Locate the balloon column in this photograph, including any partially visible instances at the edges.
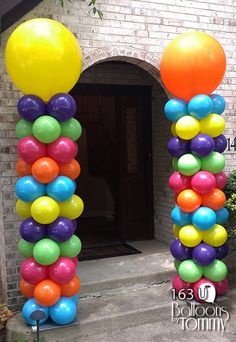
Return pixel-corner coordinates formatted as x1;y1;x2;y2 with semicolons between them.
5;19;83;325
160;32;229;301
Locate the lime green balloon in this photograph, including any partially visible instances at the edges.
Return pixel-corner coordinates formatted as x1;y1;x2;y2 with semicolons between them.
60;118;82;141
178;259;203;283
172;158;179;171
201;152;225;174
33;115;61;143
177;153;201;176
33;238;60;265
18;239;35;258
203;259;227;282
16;119;33;139
59;234;82;258
174;259;181;271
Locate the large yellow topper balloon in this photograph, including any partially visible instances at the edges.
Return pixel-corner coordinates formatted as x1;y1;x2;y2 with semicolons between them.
5;18;82;101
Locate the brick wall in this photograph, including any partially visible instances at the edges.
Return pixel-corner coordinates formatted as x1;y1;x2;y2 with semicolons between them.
0;0;236;309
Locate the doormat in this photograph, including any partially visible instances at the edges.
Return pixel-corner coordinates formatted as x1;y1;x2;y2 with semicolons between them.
78;243;142;261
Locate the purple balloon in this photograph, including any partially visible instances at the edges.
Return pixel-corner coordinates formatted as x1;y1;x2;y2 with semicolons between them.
47;217;75;242
47;93;77;122
167;137;190;158
215;244;229;259
170;239;192;260
20;218;46;243
71;219;77;233
214;135;227;153
192;243;216;266
17;95;46;122
190;134;215;157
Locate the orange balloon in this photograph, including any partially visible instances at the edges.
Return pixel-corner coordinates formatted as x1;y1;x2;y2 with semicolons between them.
32;157;59;183
16;159;32;176
60;276;80;297
20;279;35;298
59;159;81;180
177;189;202;213
160;32;226;101
201;188;226;211
34;279;61;306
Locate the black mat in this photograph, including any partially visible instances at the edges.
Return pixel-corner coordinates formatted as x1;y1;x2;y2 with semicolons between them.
78;243;142;261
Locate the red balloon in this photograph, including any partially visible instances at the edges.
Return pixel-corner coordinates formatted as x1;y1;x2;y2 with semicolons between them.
47;137;77;164
172;274;190;293
48;257;76;284
214;172;227;189
191;171;216;195
20;257;48;285
168;172;191;193
192;278;215;303
17;136;47;164
72;256;79;266
214;278;228;296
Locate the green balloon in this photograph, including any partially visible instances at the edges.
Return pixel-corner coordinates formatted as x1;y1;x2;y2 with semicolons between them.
33;115;61;143
16;119;33;139
18;239;35;258
33;238;60;265
172;158;179;171
60;118;82;141
203;259;227;282
59;235;82;258
177;154;201;176
174;259;181;271
178;259;203;283
201;152;225;174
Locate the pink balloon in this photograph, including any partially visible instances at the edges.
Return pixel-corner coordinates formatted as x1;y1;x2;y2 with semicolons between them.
169;172;191;193
214;172;227;189
172;274;191;293
48;257;76;284
17;137;47;164
20;257;48;285
72;256;79;266
191;171;216;195
214;278;228;296
192;278;215;303
47;137;77;164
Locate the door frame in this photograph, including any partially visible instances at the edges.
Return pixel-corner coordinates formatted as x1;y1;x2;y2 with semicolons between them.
71;83;154;240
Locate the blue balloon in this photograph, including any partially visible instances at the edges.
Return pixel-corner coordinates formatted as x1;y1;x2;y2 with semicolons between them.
210;94;226;114
171;206;192;226
47;176;76;202
16;176;46;202
164;99;188;122
188;94;213;119
215;208;229;225
49;297;77;325
22;298;49;326
192;207;216;231
71;294;80;305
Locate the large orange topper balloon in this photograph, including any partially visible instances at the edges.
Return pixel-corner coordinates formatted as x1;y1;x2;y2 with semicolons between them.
160;32;226;100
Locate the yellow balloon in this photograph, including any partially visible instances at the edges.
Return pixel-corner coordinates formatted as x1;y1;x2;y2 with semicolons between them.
179;225;202;247
200;114;225;137
202;224;227;247
16;199;32;218
5;18;82;101
31;196;60;224
175;116;200;140
173;224;181;238
171;122;177;136
59;194;84;219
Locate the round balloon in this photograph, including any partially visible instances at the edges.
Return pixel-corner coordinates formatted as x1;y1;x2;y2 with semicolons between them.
179;225;202;247
47;176;76;202
175;116;200;140
178;259;203;283
192;207;216;231
16;159;32;177
215;208;229;225
201;188;226;211
192;278;216;303
5;18;82;101
32;157;59;183
203;259;227;282
20;218;46;243
213;134;227;153
172;158;179;171
168;172;191;193
177;189;201;213
172;274;191;293
20;279;35;298
214;172;227;189
174;259;181;271
48;257;76;285
214;278;228;296
192;243;216;266
191;171;216;195
16;119;33;139
171;206;192;226
59;159;81;180
17;95;46;122
201;152;225;174
16;199;32;219
164;99;188;121
20;257;48;284
47;217;75;242
160;31;226;101
34;279;61;306
214;244;229;260
202;224;227;247
167;136;190;158
22;298;49;325
59;194;84;219
171;122;177;136
33;238;60;265
173;224;181;238
60;276;80;297
49;297;77;325
17;136;46;164
31;196;60;224
18;239;35;258
47;93;77;122
177;154;201;176
60;118;82;141
33;116;61;143
59;235;82;258
190;134;215;157
15;176;46;202
188;94;213;119
210;94;226;115
170;239;192;260
47;137;78;164
200;114;225;137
